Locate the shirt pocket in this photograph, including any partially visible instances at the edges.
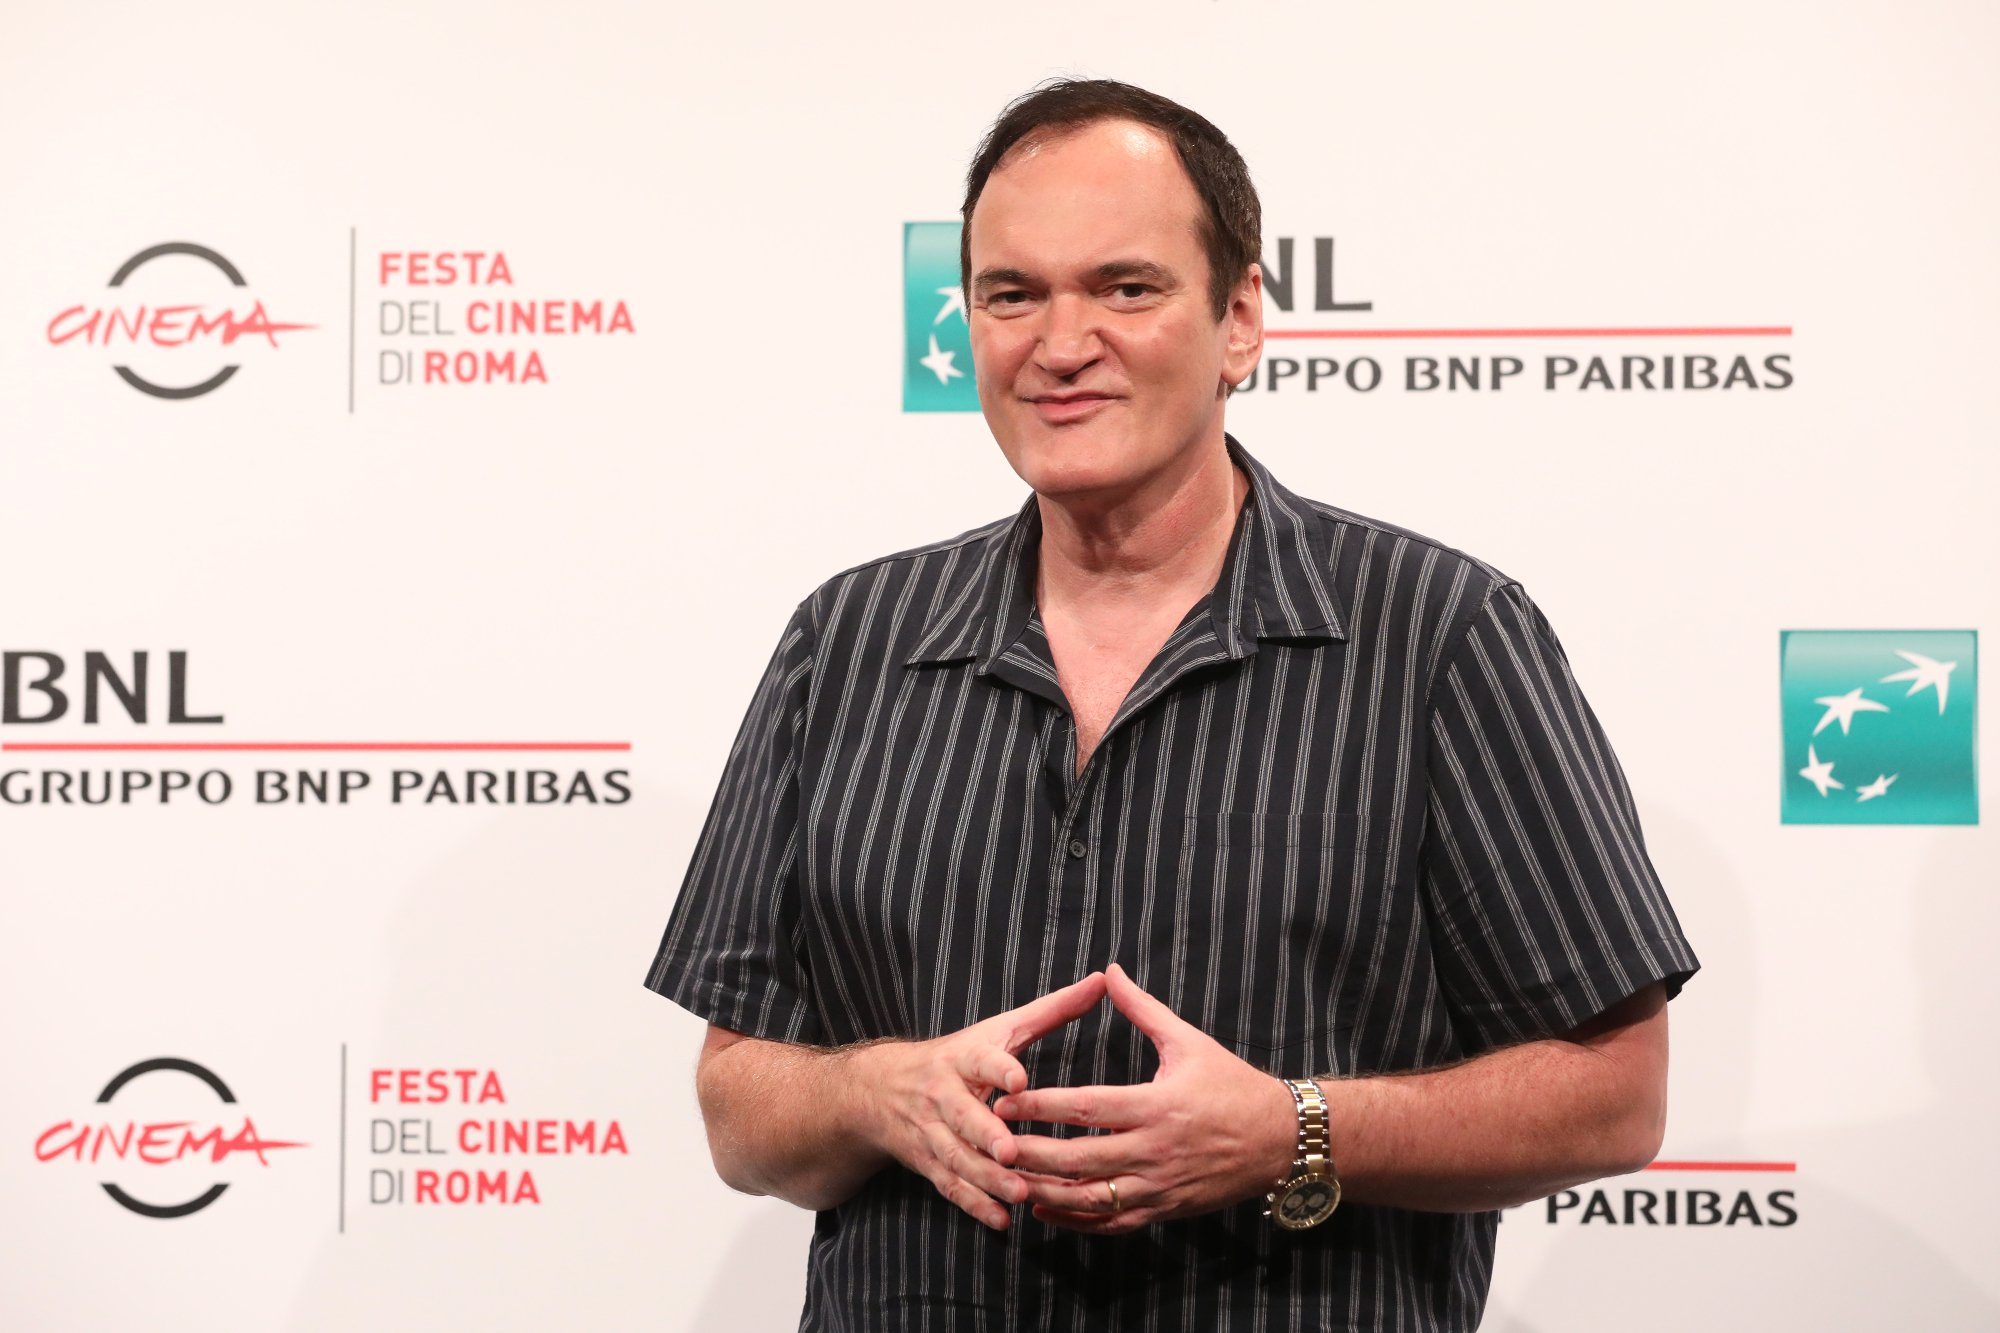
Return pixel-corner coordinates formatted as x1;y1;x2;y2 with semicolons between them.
1160;810;1367;1063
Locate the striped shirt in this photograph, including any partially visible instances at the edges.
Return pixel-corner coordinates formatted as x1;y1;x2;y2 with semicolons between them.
645;434;1699;1332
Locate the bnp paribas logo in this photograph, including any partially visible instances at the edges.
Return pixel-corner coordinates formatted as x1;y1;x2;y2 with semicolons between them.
1780;630;1978;825
903;222;977;412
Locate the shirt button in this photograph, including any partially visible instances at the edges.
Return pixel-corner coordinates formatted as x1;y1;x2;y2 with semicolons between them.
1066;838;1087;859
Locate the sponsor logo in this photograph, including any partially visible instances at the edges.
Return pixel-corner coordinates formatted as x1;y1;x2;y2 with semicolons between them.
1780;630;1978;825
0;649;632;810
359;1064;629;1215
901;221;1793;407
42;240;638;406
33;1058;305;1218
370;247;635;392
29;1052;631;1227
1529;1160;1798;1228
46;242;314;399
903;222;975;412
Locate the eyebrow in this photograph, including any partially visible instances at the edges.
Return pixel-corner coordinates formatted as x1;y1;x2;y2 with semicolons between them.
971;260;1180;294
1091;260;1177;286
971;267;1035;294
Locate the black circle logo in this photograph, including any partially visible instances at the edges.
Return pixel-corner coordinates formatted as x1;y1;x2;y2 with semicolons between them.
96;1056;238;1218
106;242;247;400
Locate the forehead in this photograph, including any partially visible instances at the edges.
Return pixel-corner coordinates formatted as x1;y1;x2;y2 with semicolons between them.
969;118;1206;272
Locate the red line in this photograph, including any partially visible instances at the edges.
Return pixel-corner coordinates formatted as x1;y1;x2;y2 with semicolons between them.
1263;326;1791;340
1644;1161;1796;1173
1;742;631;753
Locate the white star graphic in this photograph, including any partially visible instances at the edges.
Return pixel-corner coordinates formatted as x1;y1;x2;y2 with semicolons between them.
932;285;967;326
1811;686;1890;736
919;333;963;385
1880;650;1955;715
1797;744;1843;797
1856;773;1898;802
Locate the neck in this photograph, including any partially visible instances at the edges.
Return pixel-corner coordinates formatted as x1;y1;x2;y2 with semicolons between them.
1033;438;1250;615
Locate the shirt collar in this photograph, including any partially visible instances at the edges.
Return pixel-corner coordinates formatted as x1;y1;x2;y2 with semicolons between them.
905;434;1347;670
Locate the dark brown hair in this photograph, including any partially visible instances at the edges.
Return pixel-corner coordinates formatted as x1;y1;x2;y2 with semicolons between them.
959;78;1262;321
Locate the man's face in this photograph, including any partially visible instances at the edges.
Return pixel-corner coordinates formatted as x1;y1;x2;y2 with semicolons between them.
966;118;1261;503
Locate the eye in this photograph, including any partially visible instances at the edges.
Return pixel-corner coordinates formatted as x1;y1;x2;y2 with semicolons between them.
1115;284;1151;299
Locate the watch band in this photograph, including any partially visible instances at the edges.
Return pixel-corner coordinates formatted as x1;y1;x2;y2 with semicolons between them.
1284;1077;1330;1183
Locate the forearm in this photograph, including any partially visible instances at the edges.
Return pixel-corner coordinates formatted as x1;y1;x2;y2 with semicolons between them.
1316;1031;1665;1213
696;1034;893;1211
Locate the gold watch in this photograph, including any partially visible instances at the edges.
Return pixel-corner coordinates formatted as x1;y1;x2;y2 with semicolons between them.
1265;1077;1341;1231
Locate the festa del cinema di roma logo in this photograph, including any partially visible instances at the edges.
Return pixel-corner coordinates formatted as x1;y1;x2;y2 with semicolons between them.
362;1067;628;1209
901;220;1792;410
33;1058;305;1218
1780;630;1978;825
43;241;637;400
45;242;313;399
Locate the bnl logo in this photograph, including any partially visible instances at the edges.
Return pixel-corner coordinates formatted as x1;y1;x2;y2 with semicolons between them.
1780;630;1977;825
903;223;975;412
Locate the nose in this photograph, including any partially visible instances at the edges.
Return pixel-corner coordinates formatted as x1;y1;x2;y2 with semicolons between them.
1034;292;1103;380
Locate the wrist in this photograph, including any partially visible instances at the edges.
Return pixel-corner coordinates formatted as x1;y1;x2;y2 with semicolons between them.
829;1038;897;1157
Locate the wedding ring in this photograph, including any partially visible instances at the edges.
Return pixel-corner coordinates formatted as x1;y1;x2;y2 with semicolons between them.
1106;1178;1121;1214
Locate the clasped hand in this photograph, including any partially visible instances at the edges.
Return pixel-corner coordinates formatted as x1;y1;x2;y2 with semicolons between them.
854;963;1294;1234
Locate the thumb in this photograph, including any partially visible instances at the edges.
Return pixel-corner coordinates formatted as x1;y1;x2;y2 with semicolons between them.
1106;963;1191;1059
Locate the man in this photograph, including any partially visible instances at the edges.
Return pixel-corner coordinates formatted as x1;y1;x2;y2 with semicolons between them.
645;79;1698;1331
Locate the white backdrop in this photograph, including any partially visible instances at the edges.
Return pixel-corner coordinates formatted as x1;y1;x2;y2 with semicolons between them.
2;1;1995;1328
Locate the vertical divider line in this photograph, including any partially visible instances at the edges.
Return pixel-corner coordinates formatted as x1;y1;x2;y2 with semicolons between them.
348;227;356;414
339;1042;348;1233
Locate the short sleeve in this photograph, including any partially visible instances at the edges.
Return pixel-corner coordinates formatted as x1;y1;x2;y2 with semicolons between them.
1420;581;1698;1053
642;600;824;1044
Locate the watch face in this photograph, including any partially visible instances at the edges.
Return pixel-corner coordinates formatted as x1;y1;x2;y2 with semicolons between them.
1272;1176;1341;1230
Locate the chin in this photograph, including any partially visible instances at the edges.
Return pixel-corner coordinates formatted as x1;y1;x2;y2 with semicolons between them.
1001;433;1150;500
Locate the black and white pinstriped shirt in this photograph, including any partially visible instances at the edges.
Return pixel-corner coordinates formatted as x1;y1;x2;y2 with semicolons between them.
645;434;1699;1332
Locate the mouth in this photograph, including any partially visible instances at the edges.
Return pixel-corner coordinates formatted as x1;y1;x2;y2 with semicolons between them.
1026;392;1119;425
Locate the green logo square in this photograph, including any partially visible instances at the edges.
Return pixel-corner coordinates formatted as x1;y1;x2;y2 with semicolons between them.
1780;630;1978;825
903;222;978;412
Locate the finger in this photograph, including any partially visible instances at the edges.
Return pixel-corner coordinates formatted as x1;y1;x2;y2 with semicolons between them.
1104;962;1192;1057
915;1151;1011;1231
953;1042;1029;1098
921;1121;1026;1215
993;972;1107;1056
1018;1172;1159;1215
1006;1129;1137;1181
1031;1202;1155;1236
940;1081;1020;1163
991;1083;1150;1130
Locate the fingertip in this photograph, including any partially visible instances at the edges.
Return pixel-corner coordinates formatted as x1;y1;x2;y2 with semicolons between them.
1005;1068;1026;1095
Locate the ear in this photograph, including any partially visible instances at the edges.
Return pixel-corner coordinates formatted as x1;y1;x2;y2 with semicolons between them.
1219;263;1264;392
